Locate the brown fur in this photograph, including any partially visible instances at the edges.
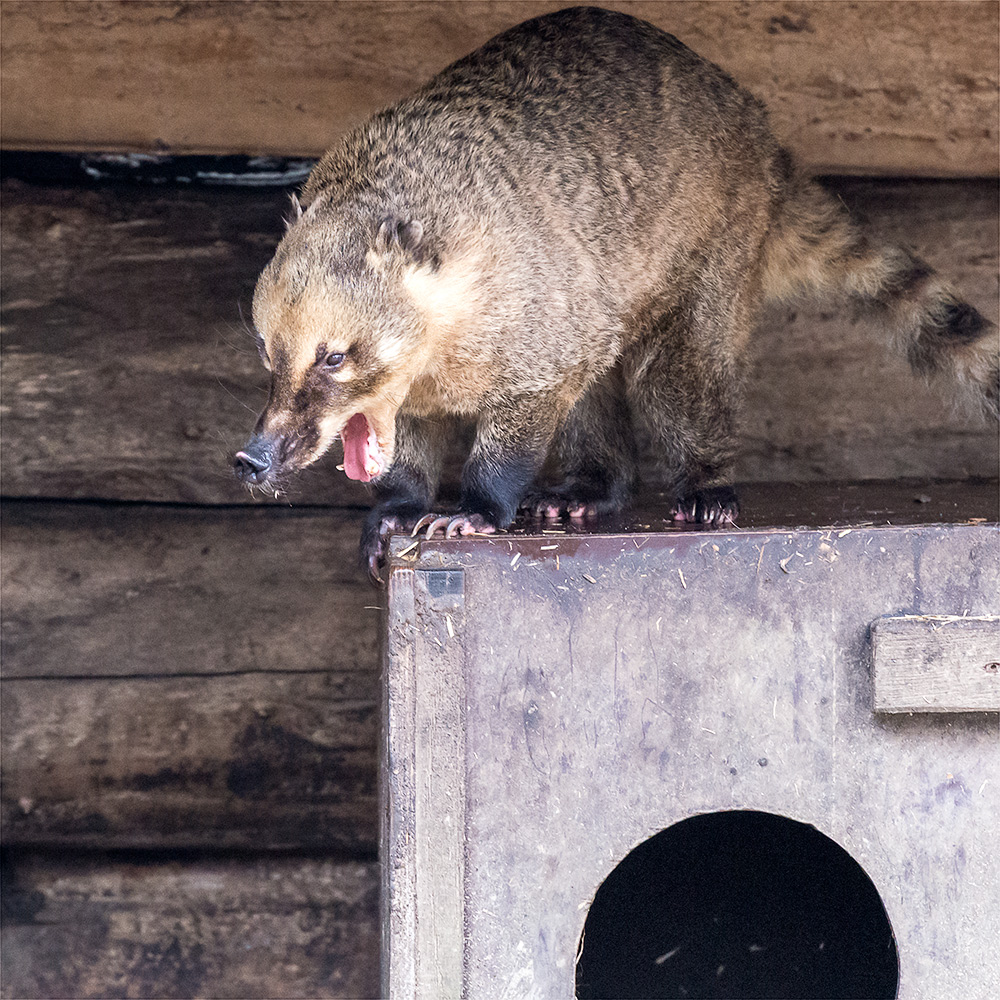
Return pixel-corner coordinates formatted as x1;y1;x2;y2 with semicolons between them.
232;6;998;577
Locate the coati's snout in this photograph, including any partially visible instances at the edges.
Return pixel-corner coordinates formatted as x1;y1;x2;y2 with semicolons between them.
232;419;321;491
233;385;394;491
233;434;274;485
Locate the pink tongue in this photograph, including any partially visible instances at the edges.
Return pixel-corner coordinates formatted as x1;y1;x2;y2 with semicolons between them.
342;413;374;482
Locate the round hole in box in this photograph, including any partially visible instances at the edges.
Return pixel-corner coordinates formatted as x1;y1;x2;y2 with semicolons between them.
576;810;898;999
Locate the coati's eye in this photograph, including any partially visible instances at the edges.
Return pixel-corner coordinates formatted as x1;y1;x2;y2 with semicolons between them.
323;352;346;370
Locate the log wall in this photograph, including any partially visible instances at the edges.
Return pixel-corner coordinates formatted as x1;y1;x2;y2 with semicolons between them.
2;177;996;505
2;853;380;999
1;1;997;176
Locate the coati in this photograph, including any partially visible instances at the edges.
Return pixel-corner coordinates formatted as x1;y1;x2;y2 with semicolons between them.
233;5;998;579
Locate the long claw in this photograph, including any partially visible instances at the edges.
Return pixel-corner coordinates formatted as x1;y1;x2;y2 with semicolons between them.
411;514;437;537
424;516;453;539
445;515;484;539
670;487;739;527
409;512;498;540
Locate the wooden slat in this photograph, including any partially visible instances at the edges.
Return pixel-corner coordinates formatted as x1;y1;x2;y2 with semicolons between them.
0;503;376;679
872;615;1000;713
1;503;380;851
0;179;356;505
0;1;996;177
1;669;377;851
2;177;996;504
0;852;378;999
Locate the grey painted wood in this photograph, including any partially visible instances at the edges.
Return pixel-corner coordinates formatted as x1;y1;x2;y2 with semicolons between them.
872;615;1000;712
1;178;997;505
383;516;1000;998
0;853;379;999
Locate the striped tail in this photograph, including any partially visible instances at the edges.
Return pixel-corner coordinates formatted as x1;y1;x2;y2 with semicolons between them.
762;174;999;421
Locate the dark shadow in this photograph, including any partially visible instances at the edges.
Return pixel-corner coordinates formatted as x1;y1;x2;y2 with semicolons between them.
576;810;898;999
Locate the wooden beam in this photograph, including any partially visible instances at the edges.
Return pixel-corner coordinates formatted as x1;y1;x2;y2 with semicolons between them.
872;615;1000;713
1;2;996;177
1;503;377;679
1;503;380;851
1;852;378;999
1;670;377;852
2;177;996;505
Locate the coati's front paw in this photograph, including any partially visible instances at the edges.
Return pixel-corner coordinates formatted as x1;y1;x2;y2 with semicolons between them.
671;486;740;527
411;512;498;540
362;512;424;584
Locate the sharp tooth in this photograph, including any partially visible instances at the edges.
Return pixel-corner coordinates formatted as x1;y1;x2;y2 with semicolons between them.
366;460;381;476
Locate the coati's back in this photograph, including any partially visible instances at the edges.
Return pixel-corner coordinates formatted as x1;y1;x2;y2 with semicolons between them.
301;5;782;334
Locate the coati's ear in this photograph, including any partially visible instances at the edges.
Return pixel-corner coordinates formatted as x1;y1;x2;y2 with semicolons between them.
375;218;437;268
283;193;304;231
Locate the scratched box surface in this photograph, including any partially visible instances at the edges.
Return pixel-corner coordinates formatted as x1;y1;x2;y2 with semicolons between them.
381;481;999;1000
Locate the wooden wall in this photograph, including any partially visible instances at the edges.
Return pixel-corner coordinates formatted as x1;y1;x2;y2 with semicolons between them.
2;1;998;176
1;2;998;997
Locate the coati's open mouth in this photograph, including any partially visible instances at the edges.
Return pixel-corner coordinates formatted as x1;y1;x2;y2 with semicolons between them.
340;412;385;482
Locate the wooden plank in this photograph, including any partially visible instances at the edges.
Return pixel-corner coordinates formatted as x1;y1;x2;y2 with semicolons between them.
0;1;996;177
0;179;359;506
872;615;1000;713
1;502;380;850
1;669;377;851
2;176;996;503
0;852;379;999
0;502;377;679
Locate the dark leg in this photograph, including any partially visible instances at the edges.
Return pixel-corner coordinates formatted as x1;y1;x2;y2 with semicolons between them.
623;301;746;526
413;392;566;539
521;364;638;520
361;413;448;580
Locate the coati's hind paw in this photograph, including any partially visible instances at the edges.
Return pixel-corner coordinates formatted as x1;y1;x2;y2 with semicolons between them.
522;495;600;521
411;512;498;540
520;486;629;522
671;486;740;527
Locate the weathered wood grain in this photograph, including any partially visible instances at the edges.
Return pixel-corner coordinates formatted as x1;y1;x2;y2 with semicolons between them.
1;503;380;850
1;1;996;177
741;179;1000;483
0;852;379;999
0;179;357;505
1;669;377;851
0;502;377;679
2;177;996;502
872;615;1000;713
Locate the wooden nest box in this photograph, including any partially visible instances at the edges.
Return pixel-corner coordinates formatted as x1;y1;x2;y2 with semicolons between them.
381;481;999;1000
